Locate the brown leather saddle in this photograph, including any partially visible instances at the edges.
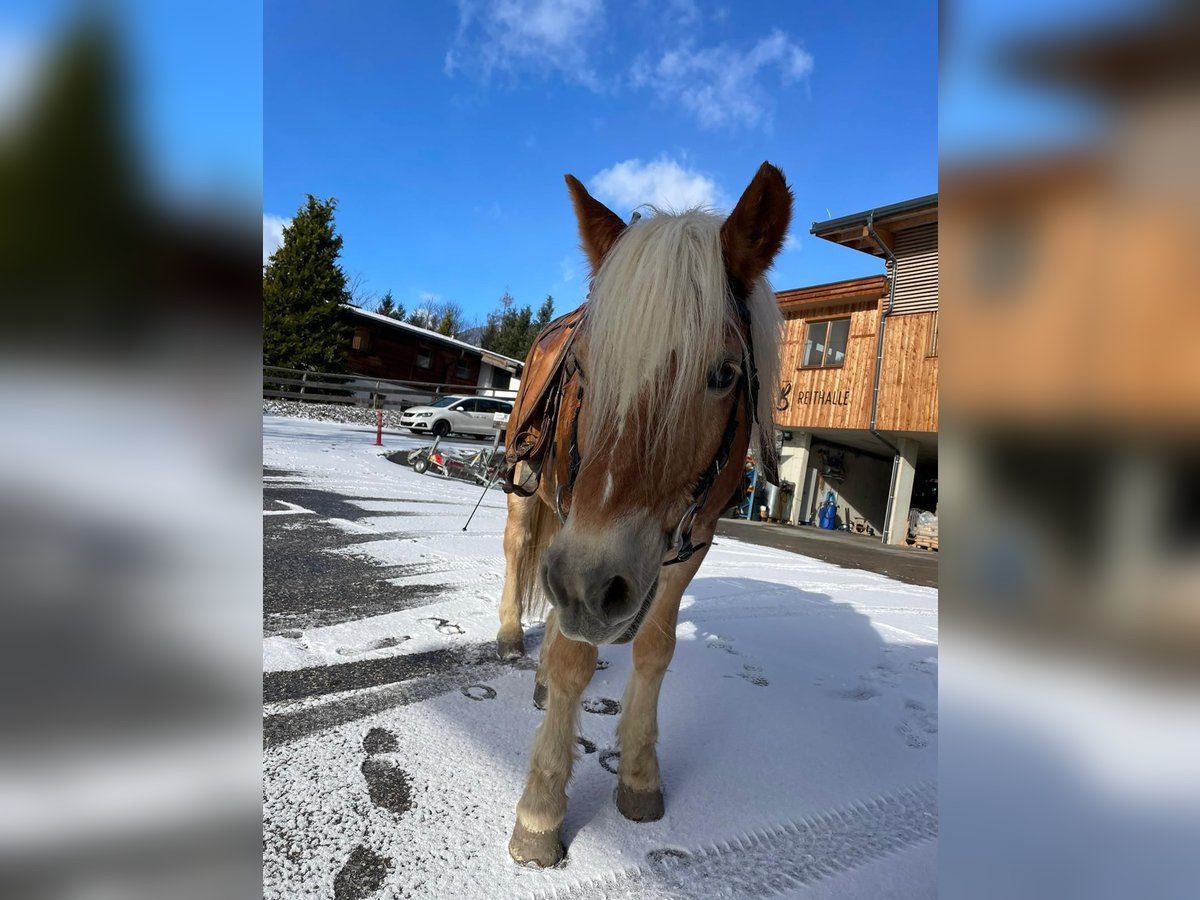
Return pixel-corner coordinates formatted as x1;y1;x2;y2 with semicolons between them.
502;303;586;496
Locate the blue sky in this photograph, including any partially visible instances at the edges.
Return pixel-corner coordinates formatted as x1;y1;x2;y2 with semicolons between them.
265;1;937;325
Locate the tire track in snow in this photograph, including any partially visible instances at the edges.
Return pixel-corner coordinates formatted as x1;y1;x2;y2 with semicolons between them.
534;782;937;900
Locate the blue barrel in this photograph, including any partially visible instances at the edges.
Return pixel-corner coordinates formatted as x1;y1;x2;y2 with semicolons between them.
818;503;837;530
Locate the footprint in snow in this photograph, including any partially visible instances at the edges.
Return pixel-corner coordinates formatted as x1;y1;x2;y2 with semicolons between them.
599;749;620;774
333;846;390;900
829;685;879;702
360;727;412;813
461;684;497;701
724;664;768;687
424;617;465;635
898;699;938;749
706;637;740;655
647;848;691;866
582;697;621;716
911;657;938;678
336;635;410;657
738;665;769;687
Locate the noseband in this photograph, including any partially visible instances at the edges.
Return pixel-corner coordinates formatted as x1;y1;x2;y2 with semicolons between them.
550;296;762;567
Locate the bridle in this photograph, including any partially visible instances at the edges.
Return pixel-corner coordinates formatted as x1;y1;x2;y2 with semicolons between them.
552;295;762;567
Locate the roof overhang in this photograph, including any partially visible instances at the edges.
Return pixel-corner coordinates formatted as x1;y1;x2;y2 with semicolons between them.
481;351;521;373
810;194;938;257
776;275;889;313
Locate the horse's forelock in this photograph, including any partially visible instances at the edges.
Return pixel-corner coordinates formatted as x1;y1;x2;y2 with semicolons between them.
580;209;781;466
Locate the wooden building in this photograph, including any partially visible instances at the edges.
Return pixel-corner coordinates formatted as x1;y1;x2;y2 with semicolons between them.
773;194;939;545
340;304;523;398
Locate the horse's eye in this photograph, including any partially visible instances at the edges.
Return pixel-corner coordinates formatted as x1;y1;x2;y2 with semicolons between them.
707;361;738;391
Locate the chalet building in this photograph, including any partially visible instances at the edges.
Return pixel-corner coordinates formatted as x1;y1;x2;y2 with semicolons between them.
774;194;938;545
340;304;523;396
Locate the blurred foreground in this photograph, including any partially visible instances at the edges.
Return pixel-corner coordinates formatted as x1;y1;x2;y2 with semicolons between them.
942;1;1200;897
0;6;261;899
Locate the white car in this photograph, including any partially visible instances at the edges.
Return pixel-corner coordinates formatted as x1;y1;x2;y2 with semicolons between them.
400;395;514;438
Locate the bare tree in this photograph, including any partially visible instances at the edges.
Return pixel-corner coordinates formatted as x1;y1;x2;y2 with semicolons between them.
346;271;379;309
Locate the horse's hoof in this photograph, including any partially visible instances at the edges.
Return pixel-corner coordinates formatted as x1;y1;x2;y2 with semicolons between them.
497;636;525;660
508;821;565;869
616;783;665;822
532;681;547;710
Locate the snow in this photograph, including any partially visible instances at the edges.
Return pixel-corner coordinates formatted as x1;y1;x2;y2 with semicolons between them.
263;415;938;899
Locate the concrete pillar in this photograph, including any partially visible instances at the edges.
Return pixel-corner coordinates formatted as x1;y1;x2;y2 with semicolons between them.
884;437;919;545
777;431;811;525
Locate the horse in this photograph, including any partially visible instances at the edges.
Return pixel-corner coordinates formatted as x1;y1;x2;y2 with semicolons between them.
496;162;792;868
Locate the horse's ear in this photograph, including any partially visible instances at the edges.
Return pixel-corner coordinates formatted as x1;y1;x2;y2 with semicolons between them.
721;162;793;290
565;174;627;274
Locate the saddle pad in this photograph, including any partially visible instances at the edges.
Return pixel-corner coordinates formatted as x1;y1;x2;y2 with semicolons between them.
502;303;585;493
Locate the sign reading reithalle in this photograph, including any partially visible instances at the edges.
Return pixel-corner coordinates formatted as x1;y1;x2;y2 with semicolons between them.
795;389;851;406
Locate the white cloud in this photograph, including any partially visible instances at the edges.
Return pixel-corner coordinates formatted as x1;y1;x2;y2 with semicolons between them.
445;0;606;88
590;157;725;214
783;233;801;253
262;214;289;266
632;29;813;130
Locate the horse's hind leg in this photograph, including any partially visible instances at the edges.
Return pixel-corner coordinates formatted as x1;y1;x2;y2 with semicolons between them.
497;491;538;659
615;550;705;822
509;630;597;868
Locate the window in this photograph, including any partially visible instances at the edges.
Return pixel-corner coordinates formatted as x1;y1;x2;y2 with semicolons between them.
455;360;469;379
352;327;371;351
455;399;480;412
416;348;431;369
801;318;850;368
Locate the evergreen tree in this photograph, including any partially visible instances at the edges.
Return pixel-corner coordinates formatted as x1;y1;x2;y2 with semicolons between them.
533;295;555;333
436;310;454;335
263;195;352;371
376;291;406;321
479;292;553;360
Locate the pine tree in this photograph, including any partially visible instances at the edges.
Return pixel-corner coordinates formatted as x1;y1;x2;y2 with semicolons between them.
534;295;555;332
376;290;406;321
263;195;352;371
479;292;551;360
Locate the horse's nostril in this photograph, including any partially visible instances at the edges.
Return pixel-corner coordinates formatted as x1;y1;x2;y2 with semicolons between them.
600;576;629;621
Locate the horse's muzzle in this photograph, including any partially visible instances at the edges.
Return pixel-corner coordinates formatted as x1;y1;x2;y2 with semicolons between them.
540;523;661;645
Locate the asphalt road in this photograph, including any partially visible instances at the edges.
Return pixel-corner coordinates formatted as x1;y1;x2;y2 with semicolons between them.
263;466;935;748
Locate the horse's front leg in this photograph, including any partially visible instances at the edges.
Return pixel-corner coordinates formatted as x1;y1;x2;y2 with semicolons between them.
615;548;706;822
509;629;597;867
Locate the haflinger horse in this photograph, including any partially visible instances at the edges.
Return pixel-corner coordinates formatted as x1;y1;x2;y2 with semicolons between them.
496;162;791;868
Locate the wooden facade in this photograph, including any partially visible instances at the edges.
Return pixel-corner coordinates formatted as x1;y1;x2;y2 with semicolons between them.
775;272;938;436
875;310;939;433
340;306;520;390
777;278;885;431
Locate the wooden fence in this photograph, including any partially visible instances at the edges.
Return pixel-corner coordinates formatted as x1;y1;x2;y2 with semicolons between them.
263;365;518;410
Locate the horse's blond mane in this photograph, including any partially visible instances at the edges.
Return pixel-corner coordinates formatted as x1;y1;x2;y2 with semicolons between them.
581;208;782;463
